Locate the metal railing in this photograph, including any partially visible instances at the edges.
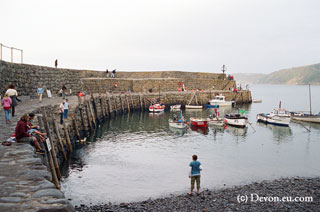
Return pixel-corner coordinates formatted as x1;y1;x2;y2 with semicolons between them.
0;43;23;63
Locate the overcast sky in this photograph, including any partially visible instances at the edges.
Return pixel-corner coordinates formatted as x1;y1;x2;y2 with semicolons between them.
1;0;319;73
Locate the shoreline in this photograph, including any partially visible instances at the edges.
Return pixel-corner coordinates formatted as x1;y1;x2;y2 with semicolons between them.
75;177;319;212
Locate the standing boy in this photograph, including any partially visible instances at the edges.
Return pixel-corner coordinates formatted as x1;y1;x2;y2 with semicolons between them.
64;99;69;119
188;155;202;195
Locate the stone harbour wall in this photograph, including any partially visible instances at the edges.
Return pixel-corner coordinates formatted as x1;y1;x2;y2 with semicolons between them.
81;78;236;94
0;60;227;97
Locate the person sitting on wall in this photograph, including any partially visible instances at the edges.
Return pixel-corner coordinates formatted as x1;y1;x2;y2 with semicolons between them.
28;113;47;142
15;114;45;154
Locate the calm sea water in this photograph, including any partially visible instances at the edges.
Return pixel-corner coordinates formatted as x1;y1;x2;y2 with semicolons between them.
61;84;320;205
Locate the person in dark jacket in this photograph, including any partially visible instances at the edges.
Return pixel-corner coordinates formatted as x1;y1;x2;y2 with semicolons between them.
15;114;45;154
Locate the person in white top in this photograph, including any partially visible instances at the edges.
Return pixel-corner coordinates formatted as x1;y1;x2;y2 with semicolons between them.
5;84;20;117
64;99;69;119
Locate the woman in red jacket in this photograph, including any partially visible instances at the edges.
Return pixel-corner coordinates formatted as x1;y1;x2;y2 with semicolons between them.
15;114;45;154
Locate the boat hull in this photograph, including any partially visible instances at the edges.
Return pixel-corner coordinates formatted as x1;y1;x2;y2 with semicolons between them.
257;113;291;126
190;118;208;128
209;101;232;107
207;118;224;126
292;115;320;123
186;105;203;109
149;104;165;113
170;105;181;110
224;114;247;128
169;121;187;129
204;104;219;108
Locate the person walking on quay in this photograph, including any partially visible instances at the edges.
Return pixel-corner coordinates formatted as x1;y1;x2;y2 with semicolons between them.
188;155;202;195
1;94;12;124
55;59;58;68
111;69;116;78
106;69;109;78
5;84;20;117
60;84;67;99
59;100;65;124
37;85;44;103
64;98;69;119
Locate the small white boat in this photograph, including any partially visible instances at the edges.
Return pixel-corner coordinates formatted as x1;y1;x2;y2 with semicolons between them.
291;112;320;123
168;120;187;129
186;92;202;109
224;113;248;128
170;105;181;110
209;95;233;107
149;104;165;113
186;105;203;109
291;85;320;124
207;115;224;127
257;108;291;127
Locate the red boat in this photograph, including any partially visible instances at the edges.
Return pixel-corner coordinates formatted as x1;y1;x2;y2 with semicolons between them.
190;117;208;128
149;104;165;113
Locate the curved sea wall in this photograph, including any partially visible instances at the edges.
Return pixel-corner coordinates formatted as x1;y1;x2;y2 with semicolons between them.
0;60;233;96
0;60;251;211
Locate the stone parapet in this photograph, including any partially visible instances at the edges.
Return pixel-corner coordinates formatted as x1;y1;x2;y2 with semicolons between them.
0;60;227;97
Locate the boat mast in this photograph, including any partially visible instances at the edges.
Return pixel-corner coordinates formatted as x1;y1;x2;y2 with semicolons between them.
309;83;312;115
158;84;161;102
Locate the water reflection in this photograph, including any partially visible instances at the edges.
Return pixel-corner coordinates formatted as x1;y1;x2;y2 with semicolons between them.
61;85;320;205
168;126;187;136
190;125;209;135
225;126;248;137
256;122;292;142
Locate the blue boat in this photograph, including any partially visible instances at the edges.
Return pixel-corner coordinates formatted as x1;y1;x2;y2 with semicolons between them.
204;104;219;108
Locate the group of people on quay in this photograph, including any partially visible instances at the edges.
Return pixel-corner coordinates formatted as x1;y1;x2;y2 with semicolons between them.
1;84;69;154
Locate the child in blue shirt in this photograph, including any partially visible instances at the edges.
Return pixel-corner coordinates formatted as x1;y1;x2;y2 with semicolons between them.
189;155;202;195
37;86;44;103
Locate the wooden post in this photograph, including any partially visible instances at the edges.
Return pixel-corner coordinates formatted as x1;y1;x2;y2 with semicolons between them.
84;100;93;130
119;94;125;114
99;97;105;118
112;94;118;115
52;115;67;161
106;98;111;117
88;99;96;128
37;115;44;130
103;95;109;117
41;107;62;180
62;122;73;153
125;94;130;113
107;95;112;116
91;95;99;121
79;107;88;134
139;94;143;111
143;95;147;110
71;114;81;141
129;92;134;111
38;115;60;189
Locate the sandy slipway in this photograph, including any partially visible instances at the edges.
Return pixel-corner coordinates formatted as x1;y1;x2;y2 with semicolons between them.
75;177;319;212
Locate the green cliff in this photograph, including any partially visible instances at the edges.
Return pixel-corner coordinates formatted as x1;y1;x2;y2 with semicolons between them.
259;63;320;85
